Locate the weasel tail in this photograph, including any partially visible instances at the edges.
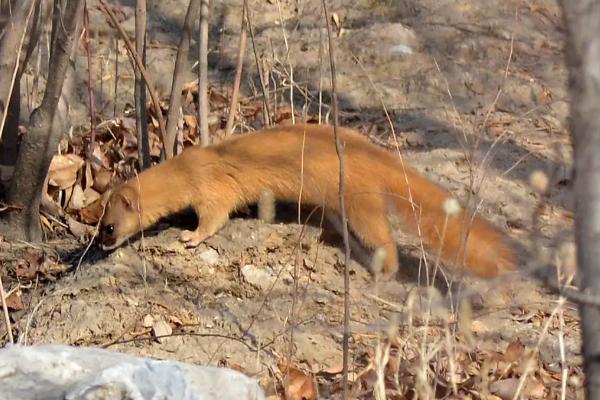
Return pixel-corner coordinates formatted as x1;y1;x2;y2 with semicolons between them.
99;124;516;277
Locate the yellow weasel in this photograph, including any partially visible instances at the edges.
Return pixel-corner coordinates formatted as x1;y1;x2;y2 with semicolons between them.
99;124;516;277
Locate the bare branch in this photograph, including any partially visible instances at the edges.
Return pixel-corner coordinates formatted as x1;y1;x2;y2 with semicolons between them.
197;0;209;146
98;0;169;158
224;0;247;136
321;0;351;397
165;0;200;155
135;0;150;168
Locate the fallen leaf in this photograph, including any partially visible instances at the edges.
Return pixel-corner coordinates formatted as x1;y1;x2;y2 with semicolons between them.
69;184;86;210
504;339;525;363
79;197;105;224
5;291;24;311
48;154;84;190
166;314;183;326
279;359;317;400
92;168;113;193
15;249;45;280
183;114;197;129
331;12;340;30
83;187;101;206
142;314;155;328
152;319;172;343
67;216;93;239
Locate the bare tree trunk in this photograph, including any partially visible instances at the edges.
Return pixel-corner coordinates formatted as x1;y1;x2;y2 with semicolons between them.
197;0;209;146
560;0;600;397
165;0;200;156
2;0;84;242
0;0;37;169
135;0;150;169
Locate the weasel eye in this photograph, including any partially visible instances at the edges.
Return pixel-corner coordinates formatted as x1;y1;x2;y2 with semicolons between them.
104;224;115;235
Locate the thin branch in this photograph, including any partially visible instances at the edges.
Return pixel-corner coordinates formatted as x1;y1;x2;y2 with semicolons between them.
321;0;351;397
0;274;13;343
245;2;271;127
83;4;97;156
198;0;210;146
98;0;169;158
224;0;247;135
165;0;200;155
113;38;118;118
135;0;150;168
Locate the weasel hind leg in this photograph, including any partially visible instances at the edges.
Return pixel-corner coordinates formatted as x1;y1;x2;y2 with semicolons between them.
346;200;399;275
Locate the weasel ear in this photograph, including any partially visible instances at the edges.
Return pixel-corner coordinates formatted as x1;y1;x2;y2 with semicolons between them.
115;192;134;210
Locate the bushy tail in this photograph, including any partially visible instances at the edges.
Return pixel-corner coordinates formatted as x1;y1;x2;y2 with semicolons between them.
387;168;516;277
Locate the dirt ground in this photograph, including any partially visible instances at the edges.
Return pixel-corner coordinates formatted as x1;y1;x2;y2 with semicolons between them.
1;0;582;398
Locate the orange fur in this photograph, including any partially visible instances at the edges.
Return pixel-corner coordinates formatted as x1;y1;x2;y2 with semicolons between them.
99;124;516;277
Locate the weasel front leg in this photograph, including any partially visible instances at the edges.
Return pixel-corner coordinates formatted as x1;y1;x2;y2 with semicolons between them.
179;205;231;247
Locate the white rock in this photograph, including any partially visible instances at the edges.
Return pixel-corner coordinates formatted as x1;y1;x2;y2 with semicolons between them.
241;264;275;291
199;248;220;266
0;344;265;400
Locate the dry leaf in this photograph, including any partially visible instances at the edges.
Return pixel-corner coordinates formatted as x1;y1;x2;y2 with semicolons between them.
523;376;546;398
142;314;155;328
16;249;45;280
79;197;105;224
69;184;86;210
489;376;546;400
48;154;84;189
279;360;317;400
152;319;172;343
166;314;183;326
68;216;93;239
504;339;525;363
5;291;24;311
93;168;113;193
183;114;197;129
331;12;340;30
83;187;101;206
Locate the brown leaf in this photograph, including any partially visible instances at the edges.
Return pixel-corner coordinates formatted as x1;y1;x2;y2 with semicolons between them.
489;376;546;400
79;196;105;224
5;291;24;311
48;154;84;190
183;114;197;129
489;378;520;400
183;79;198;93
92;168;113;193
279;360;317;400
523;376;546;398
504;339;525;363
16;249;45;280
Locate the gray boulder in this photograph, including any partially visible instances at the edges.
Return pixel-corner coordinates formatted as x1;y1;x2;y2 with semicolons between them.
0;344;265;400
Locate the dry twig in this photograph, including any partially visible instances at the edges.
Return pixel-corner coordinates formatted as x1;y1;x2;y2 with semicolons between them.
321;0;352;396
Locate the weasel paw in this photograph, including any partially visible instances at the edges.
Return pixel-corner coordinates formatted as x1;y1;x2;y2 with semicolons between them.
179;230;205;247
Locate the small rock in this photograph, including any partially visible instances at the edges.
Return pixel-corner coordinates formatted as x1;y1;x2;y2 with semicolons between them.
199;248;219;266
388;44;413;55
241;264;275;291
263;232;284;251
403;131;426;147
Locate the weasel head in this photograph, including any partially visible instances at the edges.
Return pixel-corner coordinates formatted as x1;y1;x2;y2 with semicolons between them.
99;185;142;250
